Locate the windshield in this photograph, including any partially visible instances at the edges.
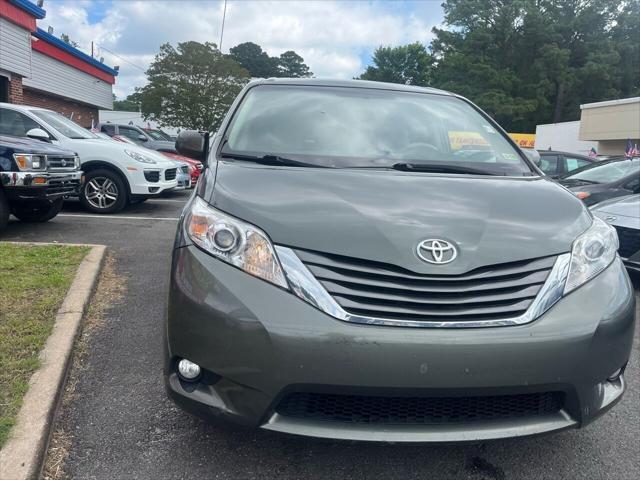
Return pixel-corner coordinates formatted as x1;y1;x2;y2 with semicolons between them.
222;85;533;175
31;110;96;139
563;158;640;183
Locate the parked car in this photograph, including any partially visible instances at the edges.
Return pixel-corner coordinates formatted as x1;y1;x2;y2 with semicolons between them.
173;161;192;190
165;79;635;443
0;134;82;230
99;123;177;153
538;150;598;178
0;103;178;213
559;156;640;206
591;194;640;273
160;151;202;185
143;127;175;142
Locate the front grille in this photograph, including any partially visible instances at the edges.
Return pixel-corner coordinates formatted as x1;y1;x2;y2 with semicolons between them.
180;165;189;174
276;391;564;425
165;168;177;181
144;170;160;182
46;179;80;195
614;226;640;259
46;156;76;171
294;249;556;322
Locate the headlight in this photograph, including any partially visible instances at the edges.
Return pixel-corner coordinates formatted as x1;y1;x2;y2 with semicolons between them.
74;156;81;169
564;217;618;294
186;197;288;289
125;149;157;164
14;154;46;171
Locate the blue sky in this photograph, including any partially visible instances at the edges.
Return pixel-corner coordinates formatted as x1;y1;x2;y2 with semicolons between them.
41;0;445;98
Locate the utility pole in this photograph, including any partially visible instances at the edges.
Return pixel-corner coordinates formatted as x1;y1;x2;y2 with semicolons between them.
219;0;227;52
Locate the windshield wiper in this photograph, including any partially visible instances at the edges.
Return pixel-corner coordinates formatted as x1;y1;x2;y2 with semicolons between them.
390;162;500;176
220;152;328;168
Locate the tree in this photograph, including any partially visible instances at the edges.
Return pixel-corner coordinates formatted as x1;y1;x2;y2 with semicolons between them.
358;43;433;86
136;41;250;131
277;51;312;77
425;0;636;132
229;42;278;77
113;94;140;112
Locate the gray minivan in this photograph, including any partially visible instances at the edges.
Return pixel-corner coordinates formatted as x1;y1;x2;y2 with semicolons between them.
165;79;635;442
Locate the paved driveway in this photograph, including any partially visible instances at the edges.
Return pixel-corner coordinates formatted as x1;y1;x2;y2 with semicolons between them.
2;192;639;480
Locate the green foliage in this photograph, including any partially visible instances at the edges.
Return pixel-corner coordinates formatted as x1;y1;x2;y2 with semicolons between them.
228;42;312;78
277;51;313;77
358;43;433;86
113;94;140;112
359;0;639;132
229;42;279;77
136;41;250;131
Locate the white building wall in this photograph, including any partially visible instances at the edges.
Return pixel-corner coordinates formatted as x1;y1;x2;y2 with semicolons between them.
534;121;597;156
0;18;32;77
23;51;113;109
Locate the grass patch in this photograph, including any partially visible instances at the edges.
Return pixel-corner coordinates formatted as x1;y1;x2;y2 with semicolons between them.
0;243;89;448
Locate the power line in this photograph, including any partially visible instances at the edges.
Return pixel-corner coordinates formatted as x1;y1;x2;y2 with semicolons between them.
219;0;228;51
95;44;147;73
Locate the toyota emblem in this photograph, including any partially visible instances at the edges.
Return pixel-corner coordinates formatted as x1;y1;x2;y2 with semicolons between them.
417;239;458;265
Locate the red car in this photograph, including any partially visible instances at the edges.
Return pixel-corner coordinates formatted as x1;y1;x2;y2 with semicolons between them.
159;151;202;184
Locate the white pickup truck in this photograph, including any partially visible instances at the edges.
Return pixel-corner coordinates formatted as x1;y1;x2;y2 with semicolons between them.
0;103;178;213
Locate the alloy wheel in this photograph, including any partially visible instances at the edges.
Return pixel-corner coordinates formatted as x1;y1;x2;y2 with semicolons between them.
84;176;119;210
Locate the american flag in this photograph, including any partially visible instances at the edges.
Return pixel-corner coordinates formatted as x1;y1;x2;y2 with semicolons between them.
625;139;639;158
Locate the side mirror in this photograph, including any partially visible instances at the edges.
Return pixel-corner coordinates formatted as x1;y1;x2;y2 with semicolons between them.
176;130;208;163
138;134;148;142
26;128;51;142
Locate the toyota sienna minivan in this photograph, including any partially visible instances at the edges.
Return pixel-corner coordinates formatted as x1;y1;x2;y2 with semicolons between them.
165;79;635;442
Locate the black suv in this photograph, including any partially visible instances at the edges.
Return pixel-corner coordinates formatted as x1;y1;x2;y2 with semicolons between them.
0;135;82;230
537;150;598;178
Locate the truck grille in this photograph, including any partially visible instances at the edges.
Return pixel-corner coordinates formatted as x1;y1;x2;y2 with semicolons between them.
46;155;76;171
165;168;177;181
46;178;80;195
613;225;640;259
276;391;564;425
294;249;557;322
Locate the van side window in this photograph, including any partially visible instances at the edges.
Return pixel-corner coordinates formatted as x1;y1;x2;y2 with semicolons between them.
539;155;559;176
101;124;116;135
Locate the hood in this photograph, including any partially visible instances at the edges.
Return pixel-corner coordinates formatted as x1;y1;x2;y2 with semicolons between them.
208;162;591;275
70;138;176;167
0;135;76;156
147;140;177;153
591;194;640;219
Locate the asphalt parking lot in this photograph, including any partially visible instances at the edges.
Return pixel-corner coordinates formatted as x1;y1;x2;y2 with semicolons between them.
2;192;639;480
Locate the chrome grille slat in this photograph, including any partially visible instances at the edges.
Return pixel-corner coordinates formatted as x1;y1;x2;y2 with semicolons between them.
308;265;549;294
46;155;76;171
293;248;556;323
296;249;556;282
323;281;540;305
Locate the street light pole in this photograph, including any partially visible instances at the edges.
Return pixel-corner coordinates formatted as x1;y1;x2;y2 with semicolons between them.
219;0;228;52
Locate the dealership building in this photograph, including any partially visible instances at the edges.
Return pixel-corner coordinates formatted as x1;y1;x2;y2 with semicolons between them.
0;0;117;127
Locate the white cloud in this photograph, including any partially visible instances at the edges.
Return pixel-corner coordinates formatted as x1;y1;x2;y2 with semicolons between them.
41;0;440;99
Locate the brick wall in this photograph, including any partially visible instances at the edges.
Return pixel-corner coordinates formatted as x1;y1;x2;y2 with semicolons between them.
22;88;98;128
8;74;23;103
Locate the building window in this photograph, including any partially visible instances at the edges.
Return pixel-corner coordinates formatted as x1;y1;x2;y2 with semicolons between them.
0;76;8;103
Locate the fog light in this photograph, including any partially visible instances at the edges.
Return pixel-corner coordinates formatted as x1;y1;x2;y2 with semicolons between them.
177;359;201;381
607;368;623;382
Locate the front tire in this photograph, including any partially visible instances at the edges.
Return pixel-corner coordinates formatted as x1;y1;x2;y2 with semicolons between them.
0;188;9;231
12;198;64;223
80;169;128;214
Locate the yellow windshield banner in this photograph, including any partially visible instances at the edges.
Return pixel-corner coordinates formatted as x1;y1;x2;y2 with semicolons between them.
448;131;490;150
509;133;536;149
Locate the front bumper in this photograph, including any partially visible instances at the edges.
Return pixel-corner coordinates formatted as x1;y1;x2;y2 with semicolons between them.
166;246;636;442
1;170;83;201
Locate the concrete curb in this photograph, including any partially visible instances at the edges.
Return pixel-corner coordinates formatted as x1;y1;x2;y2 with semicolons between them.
0;243;107;480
